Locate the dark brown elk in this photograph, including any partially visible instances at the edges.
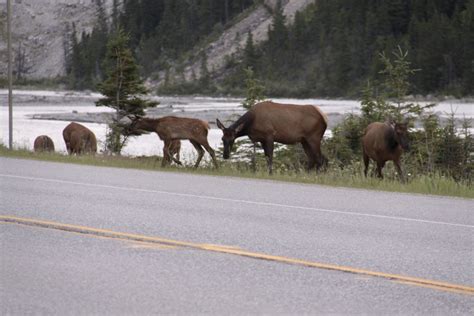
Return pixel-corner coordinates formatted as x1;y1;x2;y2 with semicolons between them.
33;135;55;152
63;122;97;155
217;101;328;174
129;116;218;168
362;121;410;181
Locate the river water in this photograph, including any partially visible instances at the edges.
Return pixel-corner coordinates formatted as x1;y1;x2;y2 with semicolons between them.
1;90;472;163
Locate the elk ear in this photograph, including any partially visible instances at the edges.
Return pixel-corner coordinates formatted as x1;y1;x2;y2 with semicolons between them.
126;114;139;122
216;118;225;130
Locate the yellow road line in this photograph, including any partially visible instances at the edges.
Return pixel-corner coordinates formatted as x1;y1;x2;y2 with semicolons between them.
127;241;177;250
1;215;473;296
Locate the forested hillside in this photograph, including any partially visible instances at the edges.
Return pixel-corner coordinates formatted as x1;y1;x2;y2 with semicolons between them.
68;0;474;97
67;0;255;89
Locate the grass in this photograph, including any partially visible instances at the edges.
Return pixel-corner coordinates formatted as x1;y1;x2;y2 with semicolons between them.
1;145;472;199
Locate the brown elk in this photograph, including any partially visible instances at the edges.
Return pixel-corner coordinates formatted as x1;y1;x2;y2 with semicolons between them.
63;122;97;155
34;135;55;152
217;101;328;174
129;116;218;168
362;121;410;181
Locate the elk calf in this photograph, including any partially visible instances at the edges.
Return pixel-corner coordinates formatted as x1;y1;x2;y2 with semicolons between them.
63;122;97;155
34;135;55;152
130;116;218;168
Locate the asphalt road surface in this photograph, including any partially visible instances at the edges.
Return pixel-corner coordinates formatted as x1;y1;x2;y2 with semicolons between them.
1;157;473;314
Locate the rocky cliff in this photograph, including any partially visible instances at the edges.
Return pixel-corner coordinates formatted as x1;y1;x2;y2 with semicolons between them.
0;0;313;81
0;0;112;79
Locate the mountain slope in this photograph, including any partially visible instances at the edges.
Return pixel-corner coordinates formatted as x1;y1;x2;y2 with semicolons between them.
0;0;112;79
178;0;314;82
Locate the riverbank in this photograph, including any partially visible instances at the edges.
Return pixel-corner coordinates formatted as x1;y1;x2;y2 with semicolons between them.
1;145;472;199
2;89;473;129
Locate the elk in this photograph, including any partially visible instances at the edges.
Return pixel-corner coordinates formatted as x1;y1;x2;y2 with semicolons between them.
129;116;218;168
217;101;328;174
63;122;97;155
362;121;410;181
34;135;55;152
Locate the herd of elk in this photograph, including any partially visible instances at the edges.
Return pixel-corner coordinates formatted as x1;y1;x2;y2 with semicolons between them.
32;101;410;181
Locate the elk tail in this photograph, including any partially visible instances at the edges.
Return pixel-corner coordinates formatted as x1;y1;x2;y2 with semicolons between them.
312;105;328;128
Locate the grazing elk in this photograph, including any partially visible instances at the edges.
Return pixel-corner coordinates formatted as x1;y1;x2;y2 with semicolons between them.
63;122;97;155
129;116;218;168
34;135;55;152
362;121;410;181
217;101;328;174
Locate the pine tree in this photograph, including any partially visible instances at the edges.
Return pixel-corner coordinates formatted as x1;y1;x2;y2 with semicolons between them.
111;0;120;32
266;0;289;60
68;23;85;89
242;67;265;109
243;31;258;70
242;66;266;172
96;29;158;154
199;51;211;91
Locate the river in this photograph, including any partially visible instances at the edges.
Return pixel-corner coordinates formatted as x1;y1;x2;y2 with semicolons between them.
1;89;472;163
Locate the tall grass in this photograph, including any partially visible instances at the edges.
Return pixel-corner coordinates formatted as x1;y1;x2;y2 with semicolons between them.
1;144;472;199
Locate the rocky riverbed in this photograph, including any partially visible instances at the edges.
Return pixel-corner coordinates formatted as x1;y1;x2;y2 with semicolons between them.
16;90;348;128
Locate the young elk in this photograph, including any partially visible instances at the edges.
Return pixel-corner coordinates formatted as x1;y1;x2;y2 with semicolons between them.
362;121;410;181
63;122;97;155
129;116;218;168
34;135;55;152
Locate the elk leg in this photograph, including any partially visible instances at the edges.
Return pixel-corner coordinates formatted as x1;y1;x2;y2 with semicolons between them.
65;142;72;155
305;136;326;171
171;155;182;165
261;140;274;175
175;150;181;164
376;161;385;179
363;151;370;177
167;141;182;165
190;140;205;168
161;142;172;167
313;142;325;170
172;145;182;165
301;140;316;171
394;158;405;183
202;142;218;169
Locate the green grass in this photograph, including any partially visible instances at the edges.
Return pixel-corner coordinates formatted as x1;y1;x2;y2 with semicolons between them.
1;145;472;199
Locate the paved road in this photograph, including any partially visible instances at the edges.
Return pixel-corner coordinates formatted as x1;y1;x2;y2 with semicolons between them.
1;157;473;314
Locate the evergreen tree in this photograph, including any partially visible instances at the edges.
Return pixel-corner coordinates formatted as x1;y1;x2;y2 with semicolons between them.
242;67;265;109
63;23;73;76
241;67;266;172
243;31;258;70
96;29;158;154
265;0;289;76
199;51;212;91
68;0;472;98
68;24;87;89
111;0;120;32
